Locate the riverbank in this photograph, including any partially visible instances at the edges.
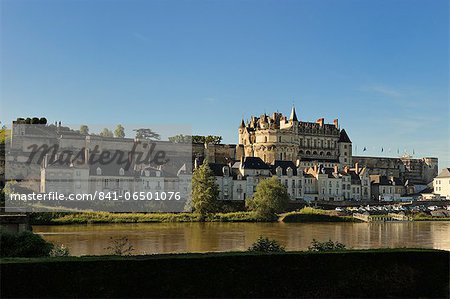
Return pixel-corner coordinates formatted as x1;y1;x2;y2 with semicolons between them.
30;207;357;225
29;208;449;225
1;249;448;298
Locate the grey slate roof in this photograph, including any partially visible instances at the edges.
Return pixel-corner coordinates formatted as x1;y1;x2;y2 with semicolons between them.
241;157;270;170
338;129;351;143
271;160;298;175
436;168;450;178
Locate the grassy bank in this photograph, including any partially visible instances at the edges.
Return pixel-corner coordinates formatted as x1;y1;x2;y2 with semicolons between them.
31;211;262;225
1;249;448;298
29;209;450;225
280;207;359;223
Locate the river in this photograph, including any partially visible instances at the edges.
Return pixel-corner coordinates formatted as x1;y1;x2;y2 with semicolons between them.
33;221;450;256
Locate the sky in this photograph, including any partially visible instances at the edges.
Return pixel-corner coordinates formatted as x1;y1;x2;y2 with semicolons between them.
1;0;449;168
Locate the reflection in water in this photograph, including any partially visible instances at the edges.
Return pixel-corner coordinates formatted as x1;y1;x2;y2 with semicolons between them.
33;222;450;256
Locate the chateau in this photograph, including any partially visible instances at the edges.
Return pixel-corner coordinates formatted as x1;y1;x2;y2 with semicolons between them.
236;106;352;167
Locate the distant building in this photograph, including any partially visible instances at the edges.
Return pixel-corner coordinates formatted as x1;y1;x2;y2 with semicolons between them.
370;175;406;201
434;168;450;199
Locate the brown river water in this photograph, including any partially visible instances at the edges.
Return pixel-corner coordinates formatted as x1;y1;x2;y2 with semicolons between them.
33;221;450;256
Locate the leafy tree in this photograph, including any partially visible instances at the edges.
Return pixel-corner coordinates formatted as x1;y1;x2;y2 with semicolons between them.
80;125;89;135
248;236;285;253
99;128;114;138
0;126;9;145
39;117;47;124
191;160;219;219
25;118;32;124
114;124;125;138
246;176;289;220
133;128;160;140
192;135;222;144
31;117;40;124
168;134;192;143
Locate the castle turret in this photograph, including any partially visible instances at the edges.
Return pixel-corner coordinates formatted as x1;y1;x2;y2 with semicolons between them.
289;105;298;122
338;129;352;167
238;118;246;145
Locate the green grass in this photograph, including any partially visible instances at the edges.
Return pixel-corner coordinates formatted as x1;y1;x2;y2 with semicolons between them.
30;211;261;225
280;207;358;223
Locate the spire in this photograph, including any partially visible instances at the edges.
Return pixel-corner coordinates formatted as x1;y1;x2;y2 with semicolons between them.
289;105;298;122
239;118;245;128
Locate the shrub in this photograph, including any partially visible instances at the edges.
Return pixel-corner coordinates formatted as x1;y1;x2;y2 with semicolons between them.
248;236;285;253
0;230;53;257
308;239;346;252
50;244;70;257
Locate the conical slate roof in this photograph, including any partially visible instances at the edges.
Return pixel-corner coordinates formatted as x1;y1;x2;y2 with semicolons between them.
338;129;351;143
289;106;298;122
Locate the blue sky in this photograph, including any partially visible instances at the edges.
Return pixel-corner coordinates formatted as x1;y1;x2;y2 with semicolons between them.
1;0;449;167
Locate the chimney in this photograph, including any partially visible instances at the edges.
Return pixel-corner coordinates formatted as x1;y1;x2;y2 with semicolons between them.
316;118;324;127
334;164;338;174
333;119;339;129
355;162;359;173
194;158;199;169
84;148;89;165
344;165;349;173
313;164;318;173
43;154;48;168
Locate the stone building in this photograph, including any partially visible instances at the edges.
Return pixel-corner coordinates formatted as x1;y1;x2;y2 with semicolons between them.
434;168;450;199
236;106;352;167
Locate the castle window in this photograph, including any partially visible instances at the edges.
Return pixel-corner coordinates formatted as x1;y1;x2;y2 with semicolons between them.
119;168;125;176
264;136;267;143
96;167;102;175
279;136;282;142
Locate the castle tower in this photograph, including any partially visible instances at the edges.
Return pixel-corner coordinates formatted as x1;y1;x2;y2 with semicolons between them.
238;118;246;145
338;129;352;167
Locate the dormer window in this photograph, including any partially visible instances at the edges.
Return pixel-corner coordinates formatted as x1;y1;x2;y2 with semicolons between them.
276;166;282;177
287;167;293;177
96;167;102;175
222;166;229;176
119;168;125;176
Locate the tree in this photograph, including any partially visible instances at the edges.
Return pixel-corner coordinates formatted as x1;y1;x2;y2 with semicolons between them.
114;124;125;138
168;134;192;143
80;125;89;135
246;176;289;220
99;128;114;138
31;117;40;124
133;128;160;140
191;160;219;218
192;135;222;144
39;118;47;124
